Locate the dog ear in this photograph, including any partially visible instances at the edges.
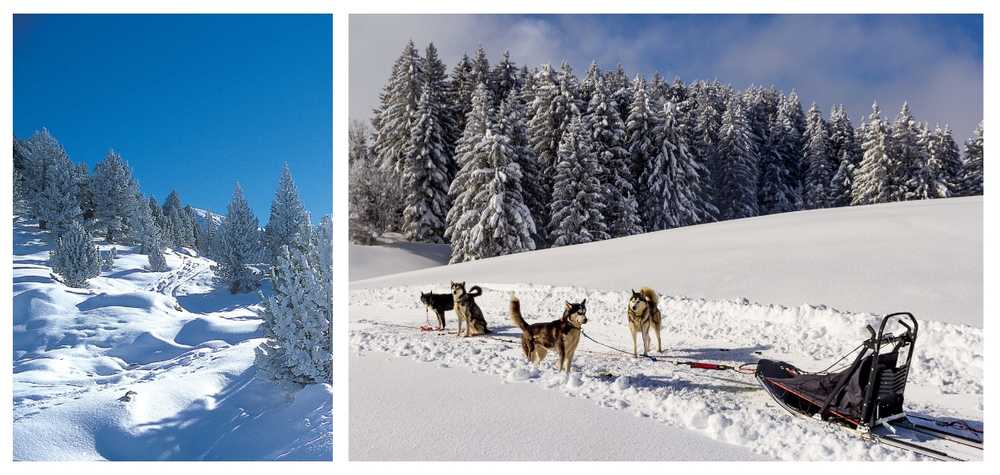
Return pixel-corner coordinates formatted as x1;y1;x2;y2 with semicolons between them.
581;299;587;307
565;301;572;310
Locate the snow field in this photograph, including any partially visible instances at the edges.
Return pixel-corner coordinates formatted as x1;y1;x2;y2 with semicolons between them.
350;283;981;461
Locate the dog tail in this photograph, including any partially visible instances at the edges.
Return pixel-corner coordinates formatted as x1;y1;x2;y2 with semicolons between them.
510;294;529;332
468;285;483;298
640;287;660;306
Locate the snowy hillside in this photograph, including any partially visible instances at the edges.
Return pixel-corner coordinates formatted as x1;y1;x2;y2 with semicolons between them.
13;216;332;460
349;198;982;460
350;238;450;281
354;197;982;327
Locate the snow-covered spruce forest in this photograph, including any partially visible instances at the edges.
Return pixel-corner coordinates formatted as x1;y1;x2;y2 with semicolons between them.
349;42;985;262
13;129;332;385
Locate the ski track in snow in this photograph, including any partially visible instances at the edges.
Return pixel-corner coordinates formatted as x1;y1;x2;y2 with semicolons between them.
12;216;331;460
351;283;982;461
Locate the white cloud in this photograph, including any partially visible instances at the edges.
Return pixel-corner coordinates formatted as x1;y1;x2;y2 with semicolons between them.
349;14;982;140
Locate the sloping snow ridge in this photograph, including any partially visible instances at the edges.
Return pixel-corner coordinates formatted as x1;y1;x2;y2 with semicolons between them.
349;198;982;461
13;216;331;460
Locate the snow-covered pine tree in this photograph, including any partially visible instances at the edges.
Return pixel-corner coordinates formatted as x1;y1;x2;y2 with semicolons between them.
445;85;495;254
526;64;562;197
528;64;580;232
556;62;584;114
957;122;983;196
491;50;520;108
49;220;100;287
214;183;263;293
586;76;642;237
802;104;834;209
374;40;424;176
642;101;717;230
471;46;491;97
22;128;82;234
349;120;372;165
548;116;610;247
933;125;964;197
714;96;759;220
255;223;332;385
503;89;548;248
580;62;602;108
402;82;453;243
265;163;310;260
73;163;96;222
448;53;476;140
93;150;141;243
690;81;730;217
912;124;959;200
741;87;775;186
889;102;924;201
455;125;536;261
648;72;666;104
13;166;27;206
132;197;168;272
625;75;660;222
349;152;401;244
852;103;893;205
758;108;799;215
829;105;862;170
445;84;495;262
148;196;166;238
193;216;211;256
147;235;167;272
781;91;808;200
828;150;854;208
162;191;195;248
607;65;632;123
421;43;458;181
13;139;31;208
128;192;156;253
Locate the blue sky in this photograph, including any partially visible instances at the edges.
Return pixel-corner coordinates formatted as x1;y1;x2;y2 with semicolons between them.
351;14;982;140
15;14;332;222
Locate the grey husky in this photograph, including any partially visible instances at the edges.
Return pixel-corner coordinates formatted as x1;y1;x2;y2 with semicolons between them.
450;282;489;337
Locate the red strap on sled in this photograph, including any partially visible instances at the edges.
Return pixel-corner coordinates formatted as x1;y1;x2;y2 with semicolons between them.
419;324;436;332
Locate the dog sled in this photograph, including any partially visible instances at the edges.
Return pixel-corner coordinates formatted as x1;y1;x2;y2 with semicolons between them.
755;312;983;461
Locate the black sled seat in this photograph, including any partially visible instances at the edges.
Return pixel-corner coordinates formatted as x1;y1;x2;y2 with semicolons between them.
756;313;918;432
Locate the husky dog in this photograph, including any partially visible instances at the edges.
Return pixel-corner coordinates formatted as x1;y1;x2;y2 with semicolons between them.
450;282;488;337
627;287;663;357
419;291;453;330
509;294;588;374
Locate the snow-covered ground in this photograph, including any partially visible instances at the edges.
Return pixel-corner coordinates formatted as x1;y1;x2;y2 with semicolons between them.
13;216;332;460
350;235;450;281
349;198;982;461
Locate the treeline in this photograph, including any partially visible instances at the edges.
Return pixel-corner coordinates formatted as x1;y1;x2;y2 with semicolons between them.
12;129;331;384
350;41;985;263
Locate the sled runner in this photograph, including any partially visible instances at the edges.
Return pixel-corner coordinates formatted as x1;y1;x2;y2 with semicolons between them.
756;312;982;461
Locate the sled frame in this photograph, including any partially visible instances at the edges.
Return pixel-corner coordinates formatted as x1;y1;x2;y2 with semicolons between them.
812;312;918;431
